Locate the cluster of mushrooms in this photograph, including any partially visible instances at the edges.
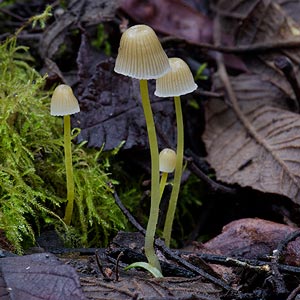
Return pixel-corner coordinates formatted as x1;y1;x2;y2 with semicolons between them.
114;25;197;273
50;24;197;275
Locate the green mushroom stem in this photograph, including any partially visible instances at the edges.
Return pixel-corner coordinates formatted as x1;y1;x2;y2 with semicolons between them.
140;79;162;272
63;114;75;226
163;95;184;247
114;25;171;272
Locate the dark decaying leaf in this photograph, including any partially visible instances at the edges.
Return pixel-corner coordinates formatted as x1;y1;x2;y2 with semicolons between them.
74;58;176;151
39;0;120;59
204;218;300;266
278;0;300;23
214;0;300;99
120;0;213;44
0;253;85;300
120;0;247;72
202;1;300;203
203;89;300;204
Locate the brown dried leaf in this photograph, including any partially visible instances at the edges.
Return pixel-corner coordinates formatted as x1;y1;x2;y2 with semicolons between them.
0;253;85;300
204;218;296;260
214;0;300;98
120;0;213;44
203;84;300;203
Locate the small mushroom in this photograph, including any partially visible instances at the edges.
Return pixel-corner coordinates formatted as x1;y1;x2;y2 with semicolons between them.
155;58;197;246
159;148;176;199
114;24;170;272
51;84;80;226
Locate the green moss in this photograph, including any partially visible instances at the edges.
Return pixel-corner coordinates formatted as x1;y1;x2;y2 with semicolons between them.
0;36;62;253
0;31;125;253
92;23;111;56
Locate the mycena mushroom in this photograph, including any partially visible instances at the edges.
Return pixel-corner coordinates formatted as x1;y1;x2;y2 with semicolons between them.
155;57;197;247
51;84;80;226
114;24;170;272
159;148;176;200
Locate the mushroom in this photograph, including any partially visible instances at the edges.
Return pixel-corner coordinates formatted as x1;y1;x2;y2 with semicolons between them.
159;148;176;199
114;24;170;272
155;57;197;246
51;84;80;226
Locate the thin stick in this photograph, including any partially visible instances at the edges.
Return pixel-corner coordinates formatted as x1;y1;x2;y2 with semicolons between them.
161;36;300;54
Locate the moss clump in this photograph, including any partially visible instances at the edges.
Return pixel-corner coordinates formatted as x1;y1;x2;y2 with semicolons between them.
0;32;125;252
0;36;62;253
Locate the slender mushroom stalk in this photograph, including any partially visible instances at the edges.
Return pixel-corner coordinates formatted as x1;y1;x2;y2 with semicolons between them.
155;57;197;246
50;84;80;226
159;148;177;199
114;24;170;272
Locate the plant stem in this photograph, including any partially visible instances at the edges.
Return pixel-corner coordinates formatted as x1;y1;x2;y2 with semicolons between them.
163;96;184;247
159;172;168;200
63;115;75;226
140;79;161;272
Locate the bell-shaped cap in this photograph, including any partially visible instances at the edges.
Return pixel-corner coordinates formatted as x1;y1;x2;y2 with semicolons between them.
51;84;80;116
159;148;177;173
114;24;171;80
155;57;197;97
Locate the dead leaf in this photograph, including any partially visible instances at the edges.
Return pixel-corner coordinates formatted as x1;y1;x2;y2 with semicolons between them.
0;253;85;300
203;82;300;203
39;0;120;59
202;1;300;203
120;0;213;44
204;218;295;258
214;0;300;99
277;0;300;23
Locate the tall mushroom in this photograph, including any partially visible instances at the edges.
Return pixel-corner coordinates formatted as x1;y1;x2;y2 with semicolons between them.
155;57;197;246
51;84;80;226
114;24;170;272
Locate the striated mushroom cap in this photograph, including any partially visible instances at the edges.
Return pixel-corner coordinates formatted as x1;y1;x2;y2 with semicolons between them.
114;24;171;80
51;84;80;116
155;57;197;97
159;148;177;173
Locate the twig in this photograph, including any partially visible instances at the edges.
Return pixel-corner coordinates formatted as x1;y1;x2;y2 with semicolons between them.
113;190;235;293
187;158;237;194
95;249;112;281
287;285;300;300
161;36;300;54
273;229;300;261
114;190;146;235
115;251;123;282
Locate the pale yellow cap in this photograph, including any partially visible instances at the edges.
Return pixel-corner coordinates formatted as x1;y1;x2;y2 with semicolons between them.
114;24;171;80
50;84;80;116
155;57;197;97
159;148;177;173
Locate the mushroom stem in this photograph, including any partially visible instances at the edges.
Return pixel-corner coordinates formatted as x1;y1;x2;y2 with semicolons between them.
159;172;169;200
140;79;161;272
63;114;75;226
163;96;184;247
